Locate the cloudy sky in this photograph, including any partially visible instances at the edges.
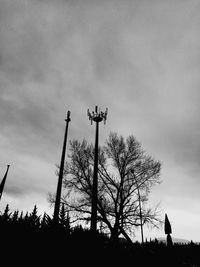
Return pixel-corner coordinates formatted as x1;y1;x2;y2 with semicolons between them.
0;0;200;242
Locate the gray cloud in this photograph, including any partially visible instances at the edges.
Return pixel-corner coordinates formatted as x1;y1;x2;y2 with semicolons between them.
0;0;200;240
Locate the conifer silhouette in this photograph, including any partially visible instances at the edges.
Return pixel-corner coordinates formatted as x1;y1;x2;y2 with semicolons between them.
59;203;70;232
0;205;199;266
1;204;11;222
164;213;173;247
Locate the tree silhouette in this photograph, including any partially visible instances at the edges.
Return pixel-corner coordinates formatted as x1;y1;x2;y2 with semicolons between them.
59;203;70;233
40;212;52;229
164;213;173;247
0;204;11;222
58;132;161;242
0;204;199;266
12;210;19;223
29;205;40;228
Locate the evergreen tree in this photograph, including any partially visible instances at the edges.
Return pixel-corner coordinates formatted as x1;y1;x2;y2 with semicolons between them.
1;204;11;222
40;212;52;229
19;211;24;222
59;203;70;233
12;210;19;223
24;211;29;223
29;205;40;228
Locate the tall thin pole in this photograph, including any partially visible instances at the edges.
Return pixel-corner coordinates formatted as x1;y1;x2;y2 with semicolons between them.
137;185;144;244
88;106;108;233
91;119;99;232
131;170;144;244
53;111;71;225
0;165;10;201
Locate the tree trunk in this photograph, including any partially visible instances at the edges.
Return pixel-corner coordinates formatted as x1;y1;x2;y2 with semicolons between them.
111;223;119;243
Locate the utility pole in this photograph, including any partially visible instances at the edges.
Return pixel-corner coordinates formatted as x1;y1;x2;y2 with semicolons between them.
87;106;108;233
53;110;71;225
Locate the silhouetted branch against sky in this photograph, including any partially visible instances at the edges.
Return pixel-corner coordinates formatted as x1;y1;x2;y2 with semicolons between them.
0;0;200;241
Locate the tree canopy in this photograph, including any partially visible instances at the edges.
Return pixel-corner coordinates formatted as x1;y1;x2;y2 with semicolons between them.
60;132;161;241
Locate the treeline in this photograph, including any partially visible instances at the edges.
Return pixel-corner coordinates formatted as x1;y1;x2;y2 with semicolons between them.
0;204;110;265
0;204;70;231
0;204;200;266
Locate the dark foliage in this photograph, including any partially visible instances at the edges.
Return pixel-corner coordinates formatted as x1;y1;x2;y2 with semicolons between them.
0;205;200;266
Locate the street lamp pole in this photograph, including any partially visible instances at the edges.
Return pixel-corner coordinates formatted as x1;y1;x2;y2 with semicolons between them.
131;170;144;244
53;110;71;225
137;182;144;244
87;106;108;233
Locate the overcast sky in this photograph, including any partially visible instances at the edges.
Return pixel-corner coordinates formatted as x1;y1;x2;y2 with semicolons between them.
1;0;200;242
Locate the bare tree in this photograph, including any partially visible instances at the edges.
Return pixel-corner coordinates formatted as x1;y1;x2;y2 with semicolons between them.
58;132;161;242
